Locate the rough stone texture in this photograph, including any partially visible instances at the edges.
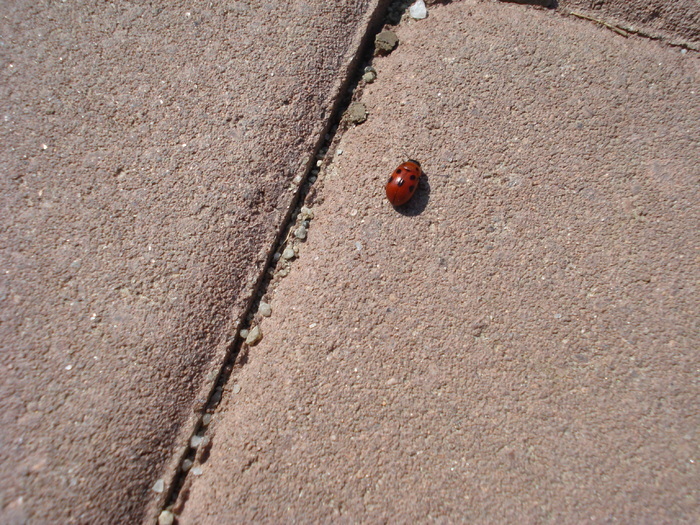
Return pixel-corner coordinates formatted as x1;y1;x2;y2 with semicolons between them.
177;1;698;523
557;0;700;48
0;1;386;523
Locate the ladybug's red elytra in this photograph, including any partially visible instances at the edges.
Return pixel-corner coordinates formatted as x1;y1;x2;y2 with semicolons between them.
385;159;422;206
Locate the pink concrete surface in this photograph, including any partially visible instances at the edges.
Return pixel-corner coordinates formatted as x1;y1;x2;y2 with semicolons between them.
176;1;698;523
0;1;388;522
1;0;698;523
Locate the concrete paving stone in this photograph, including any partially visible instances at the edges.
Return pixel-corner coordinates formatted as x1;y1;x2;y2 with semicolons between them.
0;0;388;523
177;1;699;523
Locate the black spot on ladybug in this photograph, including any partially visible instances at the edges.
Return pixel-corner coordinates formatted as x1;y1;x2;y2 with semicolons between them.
395;168;403;175
408;185;415;192
396;179;404;187
410;174;417;181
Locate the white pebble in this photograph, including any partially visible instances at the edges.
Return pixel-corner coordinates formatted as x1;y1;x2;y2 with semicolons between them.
191;466;203;476
202;414;212;426
152;479;165;493
282;247;295;259
409;0;427;19
158;510;175;525
300;206;314;220
190;435;204;448
232;384;242;394
239;329;249;339
259;302;272;317
295;226;307;240
181;459;193;472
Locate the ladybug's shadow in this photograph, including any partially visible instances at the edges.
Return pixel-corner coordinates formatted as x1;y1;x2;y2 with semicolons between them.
394;170;430;216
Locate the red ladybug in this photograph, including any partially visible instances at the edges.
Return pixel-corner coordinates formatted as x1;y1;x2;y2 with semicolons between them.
385;159;422;206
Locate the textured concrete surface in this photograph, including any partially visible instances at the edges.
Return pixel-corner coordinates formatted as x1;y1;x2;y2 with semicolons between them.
2;0;698;523
0;1;387;522
176;1;698;523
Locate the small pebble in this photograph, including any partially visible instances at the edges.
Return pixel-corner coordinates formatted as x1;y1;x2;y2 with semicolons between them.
191;466;203;476
282;247;295;260
346;102;367;124
337;149;343;155
239;329;249;339
277;268;290;277
181;459;193;472
259;302;272;317
158;511;175;525
245;325;262;345
308;175;317;183
409;0;428;19
374;30;398;55
292;174;302;185
362;69;377;83
300;206;314;220
202;414;212;426
191;435;204;448
273;252;281;262
232;384;242;394
152;479;165;493
295;226;307;239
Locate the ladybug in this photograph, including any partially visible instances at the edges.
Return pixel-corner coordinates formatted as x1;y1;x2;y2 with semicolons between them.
385;159;422;206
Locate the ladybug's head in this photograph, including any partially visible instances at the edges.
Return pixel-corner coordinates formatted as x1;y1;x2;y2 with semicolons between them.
406;159;421;168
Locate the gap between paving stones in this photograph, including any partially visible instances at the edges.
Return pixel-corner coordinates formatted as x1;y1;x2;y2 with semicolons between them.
159;1;397;518
499;0;698;50
561;8;699;49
